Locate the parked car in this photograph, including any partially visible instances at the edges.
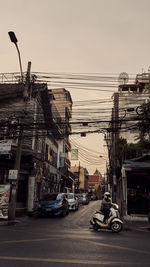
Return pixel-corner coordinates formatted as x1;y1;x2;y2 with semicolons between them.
37;193;69;217
90;194;97;201
82;193;90;205
65;193;79;211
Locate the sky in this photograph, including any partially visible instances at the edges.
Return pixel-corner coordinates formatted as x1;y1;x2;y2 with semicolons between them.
1;0;150;175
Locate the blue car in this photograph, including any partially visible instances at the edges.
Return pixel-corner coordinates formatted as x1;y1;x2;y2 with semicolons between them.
37;193;69;217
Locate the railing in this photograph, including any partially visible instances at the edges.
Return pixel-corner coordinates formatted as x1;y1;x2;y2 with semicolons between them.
65;157;71;168
0;72;24;83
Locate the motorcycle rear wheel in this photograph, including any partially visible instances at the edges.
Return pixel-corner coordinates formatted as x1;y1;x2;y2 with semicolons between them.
111;221;122;233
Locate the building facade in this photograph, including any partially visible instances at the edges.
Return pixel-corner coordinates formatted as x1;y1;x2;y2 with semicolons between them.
49;88;73;191
0;82;73;216
88;169;104;199
69;165;89;193
108;72;150;215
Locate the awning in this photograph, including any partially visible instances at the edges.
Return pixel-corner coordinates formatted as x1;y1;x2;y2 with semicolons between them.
123;154;150;171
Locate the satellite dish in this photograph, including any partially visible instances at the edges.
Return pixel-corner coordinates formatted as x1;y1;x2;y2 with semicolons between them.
118;72;129;85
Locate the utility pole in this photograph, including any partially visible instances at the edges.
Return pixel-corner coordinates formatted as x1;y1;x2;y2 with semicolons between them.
24;61;31;100
8;62;31;221
78;161;80;193
112;93;119;202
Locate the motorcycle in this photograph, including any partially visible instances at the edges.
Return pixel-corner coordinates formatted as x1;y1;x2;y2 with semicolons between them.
90;203;123;233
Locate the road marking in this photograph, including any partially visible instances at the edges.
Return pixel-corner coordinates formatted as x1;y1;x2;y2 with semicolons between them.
0;255;144;265
81;239;150;255
0;237;62;244
0;233;150;256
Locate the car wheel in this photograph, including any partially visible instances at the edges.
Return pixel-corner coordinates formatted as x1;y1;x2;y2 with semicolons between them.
62;209;67;217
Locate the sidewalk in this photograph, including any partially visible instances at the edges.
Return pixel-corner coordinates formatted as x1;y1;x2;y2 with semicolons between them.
123;214;150;232
0;214;31;226
1;214;150;232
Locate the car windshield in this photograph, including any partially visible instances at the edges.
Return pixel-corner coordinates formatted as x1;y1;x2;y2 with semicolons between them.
66;194;74;199
41;194;62;201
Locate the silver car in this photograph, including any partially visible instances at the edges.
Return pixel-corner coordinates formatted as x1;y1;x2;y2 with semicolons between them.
82;193;89;205
65;193;79;211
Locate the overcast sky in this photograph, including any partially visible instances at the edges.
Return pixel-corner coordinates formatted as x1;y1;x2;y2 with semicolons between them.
1;0;150;174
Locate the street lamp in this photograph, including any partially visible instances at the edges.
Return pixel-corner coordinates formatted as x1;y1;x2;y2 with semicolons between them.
7;33;30;221
8;31;23;82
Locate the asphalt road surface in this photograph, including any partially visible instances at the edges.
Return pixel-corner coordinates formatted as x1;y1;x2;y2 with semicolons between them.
0;200;150;267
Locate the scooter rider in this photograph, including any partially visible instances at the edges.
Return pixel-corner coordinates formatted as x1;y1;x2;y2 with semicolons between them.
100;192;112;223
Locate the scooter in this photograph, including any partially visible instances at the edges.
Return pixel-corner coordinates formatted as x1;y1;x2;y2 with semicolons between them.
90;203;123;233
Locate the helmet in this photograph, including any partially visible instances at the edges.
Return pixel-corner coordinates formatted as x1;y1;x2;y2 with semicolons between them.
104;192;111;200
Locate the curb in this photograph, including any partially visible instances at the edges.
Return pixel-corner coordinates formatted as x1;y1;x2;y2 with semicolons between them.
0;219;21;226
123;220;150;232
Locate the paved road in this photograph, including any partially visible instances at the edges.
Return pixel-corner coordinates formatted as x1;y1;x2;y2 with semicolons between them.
0;200;150;266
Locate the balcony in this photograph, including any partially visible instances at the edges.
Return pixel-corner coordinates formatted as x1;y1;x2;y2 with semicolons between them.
65;139;71;152
65;157;71;168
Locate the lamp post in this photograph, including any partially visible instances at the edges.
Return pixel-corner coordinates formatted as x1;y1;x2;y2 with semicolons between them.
8;31;23;82
8;31;24;221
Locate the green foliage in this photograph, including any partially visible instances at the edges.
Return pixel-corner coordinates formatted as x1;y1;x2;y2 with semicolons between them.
116;134;150;166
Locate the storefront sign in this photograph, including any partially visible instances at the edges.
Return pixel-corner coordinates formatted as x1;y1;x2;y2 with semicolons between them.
0;140;12;154
27;176;36;212
71;149;78;160
0;185;10;219
60;152;65;167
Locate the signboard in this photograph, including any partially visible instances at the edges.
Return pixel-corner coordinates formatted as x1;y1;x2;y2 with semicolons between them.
27;176;36;212
0;140;12;154
60;152;65;167
0;185;10;219
71;149;78;160
8;170;18;180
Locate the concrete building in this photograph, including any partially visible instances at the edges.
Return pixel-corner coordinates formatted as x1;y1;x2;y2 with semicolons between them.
69;165;89;193
118;73;150;143
49;88;73;191
88;169;104;199
0;82;62;215
109;72;150;215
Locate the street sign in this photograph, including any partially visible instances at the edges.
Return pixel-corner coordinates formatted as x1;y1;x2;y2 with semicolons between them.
8;170;18;180
71;149;78;160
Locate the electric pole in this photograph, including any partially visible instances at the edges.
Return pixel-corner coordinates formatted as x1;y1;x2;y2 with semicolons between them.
8;62;31;221
112;93;119;202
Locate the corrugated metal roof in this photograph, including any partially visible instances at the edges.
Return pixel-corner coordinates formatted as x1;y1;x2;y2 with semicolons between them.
124;154;150;170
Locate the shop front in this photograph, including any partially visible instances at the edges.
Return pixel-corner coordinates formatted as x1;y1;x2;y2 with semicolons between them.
122;154;150;215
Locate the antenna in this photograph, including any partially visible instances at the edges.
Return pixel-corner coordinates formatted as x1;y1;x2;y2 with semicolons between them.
118;72;129;85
